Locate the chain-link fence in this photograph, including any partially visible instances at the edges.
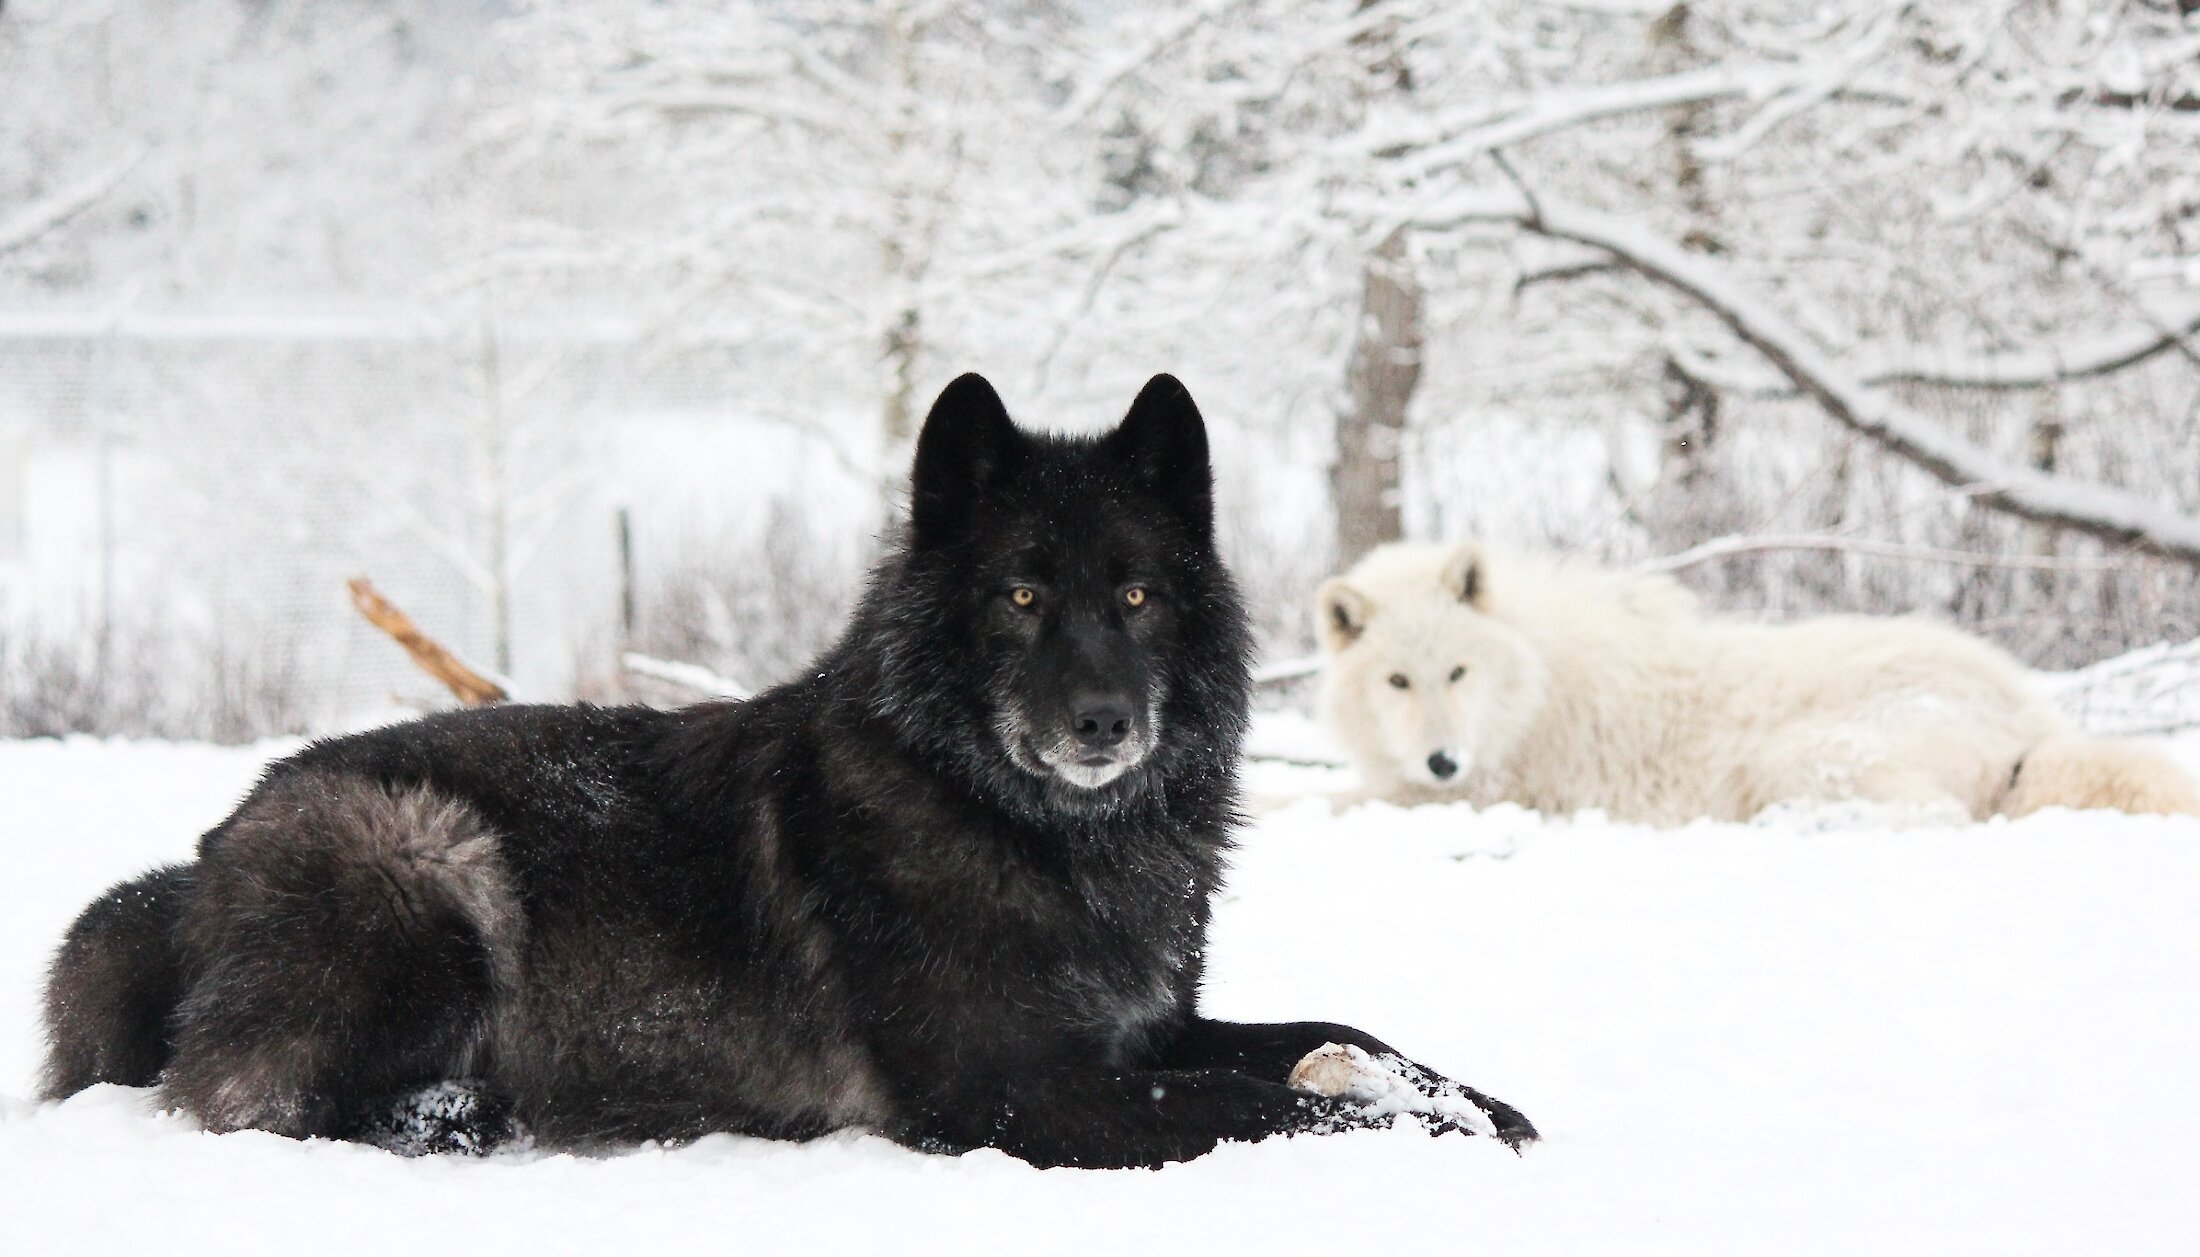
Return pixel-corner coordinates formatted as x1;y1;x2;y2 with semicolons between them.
0;302;878;737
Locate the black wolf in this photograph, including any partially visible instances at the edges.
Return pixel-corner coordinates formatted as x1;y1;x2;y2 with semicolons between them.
42;373;1535;1168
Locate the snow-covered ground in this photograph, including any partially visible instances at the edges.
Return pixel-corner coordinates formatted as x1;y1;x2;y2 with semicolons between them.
4;725;2198;1255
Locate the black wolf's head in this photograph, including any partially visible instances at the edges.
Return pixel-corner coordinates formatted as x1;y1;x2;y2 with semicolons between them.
850;373;1253;819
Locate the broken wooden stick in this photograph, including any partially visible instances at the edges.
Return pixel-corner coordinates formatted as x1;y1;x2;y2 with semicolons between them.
346;576;509;706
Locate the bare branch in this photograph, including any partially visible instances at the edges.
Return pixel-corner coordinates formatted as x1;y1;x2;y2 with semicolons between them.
347;577;509;706
0;148;146;259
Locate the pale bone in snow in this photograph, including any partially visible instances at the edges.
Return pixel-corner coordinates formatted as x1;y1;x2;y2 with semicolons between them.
1287;1042;1500;1140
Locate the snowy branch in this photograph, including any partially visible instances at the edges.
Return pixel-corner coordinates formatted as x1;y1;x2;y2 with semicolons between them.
1409;190;2200;565
1381;63;1828;183
2051;637;2200;737
1641;532;2143;575
1673;302;2200;396
621;652;749;700
0;148;145;259
1055;0;1257;127
1252;655;1322;687
605;90;861;137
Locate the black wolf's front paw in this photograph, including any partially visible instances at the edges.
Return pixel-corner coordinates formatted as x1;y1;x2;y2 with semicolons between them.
1280;1086;1397;1138
1382;1053;1540;1150
1452;1083;1539;1150
1288;1043;1538;1151
349;1080;516;1157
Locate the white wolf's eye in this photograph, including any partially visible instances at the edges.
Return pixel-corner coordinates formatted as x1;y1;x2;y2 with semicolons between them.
1011;586;1038;610
1387;673;1409;690
1449;665;1466;682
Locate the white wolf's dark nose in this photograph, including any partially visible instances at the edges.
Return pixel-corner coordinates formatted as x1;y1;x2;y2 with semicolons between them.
1427;751;1459;780
1072;697;1134;750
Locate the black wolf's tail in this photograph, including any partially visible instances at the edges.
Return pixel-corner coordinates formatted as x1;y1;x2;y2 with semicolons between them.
41;863;196;1100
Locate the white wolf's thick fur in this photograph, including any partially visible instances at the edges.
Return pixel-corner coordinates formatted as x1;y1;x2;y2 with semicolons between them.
1315;542;2200;824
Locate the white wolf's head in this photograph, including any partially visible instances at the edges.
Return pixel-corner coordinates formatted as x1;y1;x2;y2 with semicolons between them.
1314;542;1548;795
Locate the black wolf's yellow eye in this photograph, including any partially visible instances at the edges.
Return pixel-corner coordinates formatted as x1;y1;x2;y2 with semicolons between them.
1011;586;1037;609
1387;673;1409;689
1123;586;1148;609
1449;665;1466;682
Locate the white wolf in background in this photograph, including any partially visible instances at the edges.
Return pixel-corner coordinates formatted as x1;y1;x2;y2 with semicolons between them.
1314;542;2200;825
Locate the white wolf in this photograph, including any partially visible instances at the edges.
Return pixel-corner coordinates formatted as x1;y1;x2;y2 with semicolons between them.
1314;542;2200;825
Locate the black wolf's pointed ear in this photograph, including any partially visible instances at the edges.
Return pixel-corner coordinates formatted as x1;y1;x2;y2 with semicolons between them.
1104;373;1212;533
911;373;1020;544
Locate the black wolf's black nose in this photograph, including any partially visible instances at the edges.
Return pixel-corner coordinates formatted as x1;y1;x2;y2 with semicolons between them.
1071;697;1134;749
1427;751;1459;780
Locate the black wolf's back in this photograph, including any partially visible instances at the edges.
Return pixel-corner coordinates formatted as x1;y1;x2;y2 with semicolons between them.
42;863;195;1099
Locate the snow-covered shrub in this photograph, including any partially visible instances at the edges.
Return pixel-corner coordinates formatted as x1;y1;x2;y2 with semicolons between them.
0;616;306;743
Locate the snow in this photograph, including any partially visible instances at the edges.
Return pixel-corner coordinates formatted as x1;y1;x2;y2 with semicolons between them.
3;727;2198;1253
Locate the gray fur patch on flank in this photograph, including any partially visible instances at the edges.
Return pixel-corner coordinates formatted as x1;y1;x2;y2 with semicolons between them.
258;774;526;991
359;784;526;992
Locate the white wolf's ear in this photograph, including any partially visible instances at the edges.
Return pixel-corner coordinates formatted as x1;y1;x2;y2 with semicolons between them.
1315;578;1373;653
911;373;1021;544
1105;373;1212;534
1441;542;1488;609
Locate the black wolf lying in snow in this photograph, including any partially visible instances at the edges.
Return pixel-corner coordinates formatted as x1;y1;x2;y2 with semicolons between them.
42;373;1535;1168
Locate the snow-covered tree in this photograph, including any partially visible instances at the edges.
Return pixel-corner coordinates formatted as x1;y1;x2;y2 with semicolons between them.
1082;0;2200;658
474;0;1156;482
0;0;482;297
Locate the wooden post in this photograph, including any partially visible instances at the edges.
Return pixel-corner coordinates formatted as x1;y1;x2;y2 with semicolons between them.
616;506;636;649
